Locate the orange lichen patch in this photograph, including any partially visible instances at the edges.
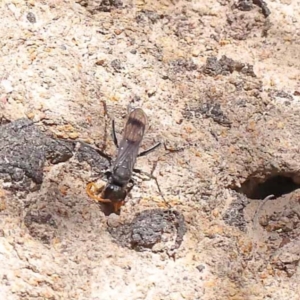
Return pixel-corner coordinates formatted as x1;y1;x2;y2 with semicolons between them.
184;126;194;134
57;124;74;132
0;189;7;211
52;237;61;250
246;120;256;132
109;94;120;102
26;112;35;120
259;50;271;60
59;185;69;196
190;148;202;157
194;151;202;157
212;208;220;218
0;199;6;212
277;122;284;129
220;130;228;137
0;189;6;198
203;225;225;236
239;241;253;255
203;280;216;288
50;123;81;140
259;271;269;279
219;39;231;46
86;116;92;124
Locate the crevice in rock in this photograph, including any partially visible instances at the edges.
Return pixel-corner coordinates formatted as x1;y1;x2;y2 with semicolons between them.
237;173;300;200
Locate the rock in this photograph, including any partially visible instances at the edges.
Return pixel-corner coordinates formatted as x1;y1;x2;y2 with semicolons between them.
107;213;121;227
108;209;187;255
1;80;13;93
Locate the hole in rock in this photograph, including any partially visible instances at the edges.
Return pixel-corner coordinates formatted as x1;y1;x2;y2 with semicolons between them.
238;174;300;200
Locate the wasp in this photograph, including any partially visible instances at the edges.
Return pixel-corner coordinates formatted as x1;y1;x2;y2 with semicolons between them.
86;108;163;213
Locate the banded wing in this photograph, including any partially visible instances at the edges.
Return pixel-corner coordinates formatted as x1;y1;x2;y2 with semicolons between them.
112;108;147;183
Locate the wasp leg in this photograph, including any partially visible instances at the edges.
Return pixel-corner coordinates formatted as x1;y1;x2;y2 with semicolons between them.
111;181;135;214
133;167;170;208
112;179;135;212
126;178;135;195
55;139;113;164
112;119;119;148
94;148;113;164
113;201;125;214
70;140;113;165
104;170;112;179
86;182;111;203
138;142;161;157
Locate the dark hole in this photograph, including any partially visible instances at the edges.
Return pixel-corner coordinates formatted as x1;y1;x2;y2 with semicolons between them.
238;175;300;200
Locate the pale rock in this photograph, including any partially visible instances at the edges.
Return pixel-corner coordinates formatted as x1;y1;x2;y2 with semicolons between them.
1;80;13;93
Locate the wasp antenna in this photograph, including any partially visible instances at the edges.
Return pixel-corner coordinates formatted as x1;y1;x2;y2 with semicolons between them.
153;175;170;208
151;160;170;208
112;119;119;148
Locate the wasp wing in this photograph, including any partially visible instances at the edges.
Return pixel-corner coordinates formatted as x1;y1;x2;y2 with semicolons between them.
112;108;147;182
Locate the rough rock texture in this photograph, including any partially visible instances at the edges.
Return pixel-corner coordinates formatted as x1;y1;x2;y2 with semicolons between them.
108;209;186;255
1;0;300;299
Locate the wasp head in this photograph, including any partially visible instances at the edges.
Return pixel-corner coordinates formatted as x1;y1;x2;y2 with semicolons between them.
101;183;127;203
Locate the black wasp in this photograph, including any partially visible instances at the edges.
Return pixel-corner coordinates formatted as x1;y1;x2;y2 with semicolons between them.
87;108;162;213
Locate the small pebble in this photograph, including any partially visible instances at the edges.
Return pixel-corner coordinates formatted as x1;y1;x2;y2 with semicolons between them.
107;213;121;228
68;132;79;139
27;12;36;23
196;265;205;272
1;80;13;93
